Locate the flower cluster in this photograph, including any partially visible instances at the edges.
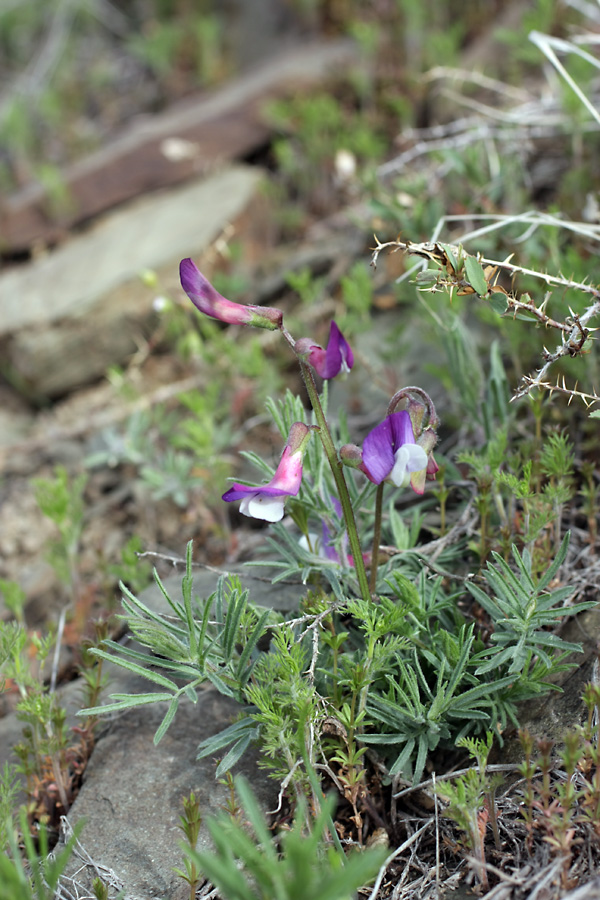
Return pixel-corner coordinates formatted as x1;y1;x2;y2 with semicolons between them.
179;259;353;380
179;260;439;525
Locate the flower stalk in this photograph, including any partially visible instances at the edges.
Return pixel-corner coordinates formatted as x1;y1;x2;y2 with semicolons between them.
369;483;384;593
297;357;371;603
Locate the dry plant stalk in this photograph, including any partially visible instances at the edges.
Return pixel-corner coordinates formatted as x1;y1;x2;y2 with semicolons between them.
371;236;600;408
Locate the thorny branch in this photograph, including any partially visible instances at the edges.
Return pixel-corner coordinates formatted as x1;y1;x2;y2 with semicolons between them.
371;236;600;407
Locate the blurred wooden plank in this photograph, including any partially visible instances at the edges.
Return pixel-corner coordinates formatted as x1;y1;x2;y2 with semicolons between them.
0;39;355;254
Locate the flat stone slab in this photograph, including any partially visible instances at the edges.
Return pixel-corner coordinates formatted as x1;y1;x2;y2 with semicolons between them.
60;685;272;900
0;165;262;397
0;38;355;253
0;165;261;334
54;565;304;898
0;562;305;899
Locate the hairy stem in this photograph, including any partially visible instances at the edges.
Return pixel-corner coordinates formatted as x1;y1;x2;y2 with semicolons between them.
369;483;384;593
298;359;371;603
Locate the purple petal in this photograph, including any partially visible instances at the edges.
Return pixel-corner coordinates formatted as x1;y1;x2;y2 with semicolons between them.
222;482;297;502
222;422;308;516
319;321;354;379
388;411;416;448
222;484;258;502
362;411;417;485
269;446;304;495
180;259;251;325
331;496;343;518
180;258;283;330
362;417;395;484
331;321;354;371
306;344;328;377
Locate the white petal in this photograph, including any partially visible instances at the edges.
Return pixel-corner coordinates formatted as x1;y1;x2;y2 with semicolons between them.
239;493;285;522
389;444;428;487
299;533;322;554
389;446;410;486
405;443;428;472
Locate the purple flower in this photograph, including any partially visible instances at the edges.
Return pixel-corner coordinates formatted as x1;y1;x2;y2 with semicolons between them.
180;258;283;331
319;497;348;562
295;321;354;379
362;411;428;493
299;498;354;565
222;422;311;522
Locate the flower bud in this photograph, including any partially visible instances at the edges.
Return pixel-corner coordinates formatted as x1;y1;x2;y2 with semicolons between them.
180;258;283;330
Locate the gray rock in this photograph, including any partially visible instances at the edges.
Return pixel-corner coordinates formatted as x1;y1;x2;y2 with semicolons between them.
2;38;356;252
0;558;304;898
0;384;34;450
0;165;263;398
60;684;274;900
49;564;304;899
138;565;306;619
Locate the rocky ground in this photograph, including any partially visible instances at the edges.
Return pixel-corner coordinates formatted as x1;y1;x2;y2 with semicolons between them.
1;3;600;899
0;27;413;898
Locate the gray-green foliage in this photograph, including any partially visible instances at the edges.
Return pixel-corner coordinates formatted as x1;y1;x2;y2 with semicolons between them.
242;627;321;788
78;384;594;789
0;764;21;854
79;398;587;812
83;527;591;789
435;731;496;831
184;776;388;900
80;542;272;747
32;465;87;593
0;808;81;900
140;447;203;508
468;532;589;681
86;387;234;509
0;620;73;812
360;535;593;781
107;535;153;596
0;580;26;624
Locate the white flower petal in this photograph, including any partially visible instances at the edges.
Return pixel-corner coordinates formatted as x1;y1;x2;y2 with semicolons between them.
239;493;286;522
389;444;428;487
405;443;428;472
389;446;410;486
299;533;322;554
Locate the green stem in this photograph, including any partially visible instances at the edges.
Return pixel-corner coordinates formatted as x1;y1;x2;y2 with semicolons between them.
347;688;358;748
369;483;384;593
329;620;341;707
357;643;375;724
298;359;371;603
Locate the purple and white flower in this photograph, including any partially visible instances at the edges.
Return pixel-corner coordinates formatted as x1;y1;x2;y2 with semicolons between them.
295;321;354;379
222;422;311;522
299;497;352;565
362;411;429;493
180;258;283;331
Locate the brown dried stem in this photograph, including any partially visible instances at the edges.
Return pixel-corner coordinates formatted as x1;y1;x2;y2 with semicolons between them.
371;236;600;408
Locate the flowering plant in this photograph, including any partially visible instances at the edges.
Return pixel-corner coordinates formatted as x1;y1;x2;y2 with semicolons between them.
180;262;439;603
81;255;590;837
